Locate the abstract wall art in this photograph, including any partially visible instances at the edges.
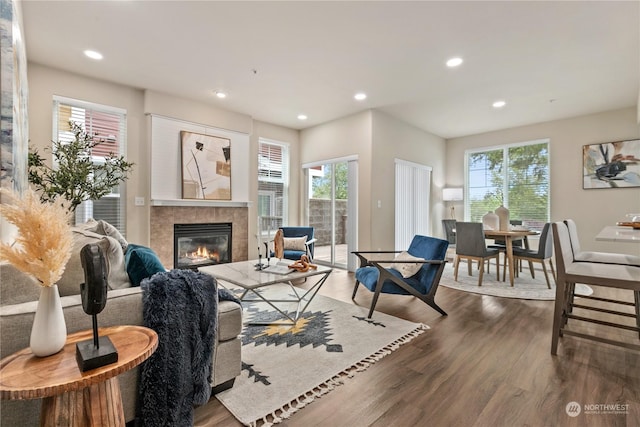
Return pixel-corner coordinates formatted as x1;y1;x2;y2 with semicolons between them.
181;131;231;200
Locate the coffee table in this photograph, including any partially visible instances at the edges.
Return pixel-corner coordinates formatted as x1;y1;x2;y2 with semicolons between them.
199;259;332;325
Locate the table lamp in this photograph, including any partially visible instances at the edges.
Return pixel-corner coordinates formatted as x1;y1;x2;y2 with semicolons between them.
443;188;463;220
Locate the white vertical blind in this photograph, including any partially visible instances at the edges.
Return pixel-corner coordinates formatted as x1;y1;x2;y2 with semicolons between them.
395;159;432;250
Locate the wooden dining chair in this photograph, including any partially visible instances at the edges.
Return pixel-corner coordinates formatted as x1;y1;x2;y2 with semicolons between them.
453;222;501;286
512;222;555;288
551;221;640;354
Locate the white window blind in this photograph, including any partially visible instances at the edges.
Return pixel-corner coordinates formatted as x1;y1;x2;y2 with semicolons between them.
465;139;550;230
395;159;431;250
52;96;128;235
258;139;289;239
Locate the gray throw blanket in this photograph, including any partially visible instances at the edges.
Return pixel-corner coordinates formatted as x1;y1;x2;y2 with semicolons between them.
139;269;240;426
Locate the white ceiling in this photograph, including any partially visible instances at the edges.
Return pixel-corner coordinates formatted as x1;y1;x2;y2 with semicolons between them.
20;1;640;139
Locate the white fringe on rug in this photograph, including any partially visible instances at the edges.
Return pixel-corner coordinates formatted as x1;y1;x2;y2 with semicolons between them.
250;323;429;427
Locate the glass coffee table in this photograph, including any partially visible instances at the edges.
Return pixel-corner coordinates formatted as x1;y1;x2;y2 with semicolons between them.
199;259;332;325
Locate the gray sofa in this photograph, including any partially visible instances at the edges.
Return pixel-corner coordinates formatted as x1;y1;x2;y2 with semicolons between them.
0;221;242;426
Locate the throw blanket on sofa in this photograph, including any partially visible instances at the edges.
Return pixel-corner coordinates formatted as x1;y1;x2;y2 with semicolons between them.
139;269;240;426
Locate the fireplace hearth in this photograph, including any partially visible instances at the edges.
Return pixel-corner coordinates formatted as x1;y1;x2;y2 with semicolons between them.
174;223;232;269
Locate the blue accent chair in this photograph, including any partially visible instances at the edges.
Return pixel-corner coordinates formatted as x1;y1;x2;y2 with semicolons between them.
275;226;317;260
352;235;449;318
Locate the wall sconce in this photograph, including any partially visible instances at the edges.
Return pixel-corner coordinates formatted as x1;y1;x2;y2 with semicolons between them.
442;188;463;220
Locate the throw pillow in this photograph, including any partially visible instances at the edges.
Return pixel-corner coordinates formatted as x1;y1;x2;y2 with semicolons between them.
283;235;307;252
95;220;129;252
390;251;425;278
125;244;167;287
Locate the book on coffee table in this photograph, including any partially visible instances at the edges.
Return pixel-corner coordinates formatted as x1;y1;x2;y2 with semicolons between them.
263;262;293;275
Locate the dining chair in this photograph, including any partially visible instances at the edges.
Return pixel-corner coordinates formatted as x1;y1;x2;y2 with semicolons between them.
512;222;555;289
442;219;456;246
565;219;640;266
453;222;501;286
550;221;640;354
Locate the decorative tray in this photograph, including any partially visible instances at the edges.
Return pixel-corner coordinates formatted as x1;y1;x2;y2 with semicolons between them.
616;221;640;229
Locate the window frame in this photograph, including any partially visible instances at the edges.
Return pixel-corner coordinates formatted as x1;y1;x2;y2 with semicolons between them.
52;95;128;235
464;138;550;230
258;138;290;239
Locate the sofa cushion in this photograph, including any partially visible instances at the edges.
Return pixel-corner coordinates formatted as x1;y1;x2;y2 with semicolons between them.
57;228;131;296
0;263;42;305
125;244;166;287
218;300;243;341
94;220;129;252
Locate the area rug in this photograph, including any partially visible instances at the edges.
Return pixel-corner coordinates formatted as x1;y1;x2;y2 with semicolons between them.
439;262;593;300
214;284;428;426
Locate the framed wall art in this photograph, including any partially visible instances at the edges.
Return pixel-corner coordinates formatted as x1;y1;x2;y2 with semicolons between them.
181;131;231;200
583;139;640;189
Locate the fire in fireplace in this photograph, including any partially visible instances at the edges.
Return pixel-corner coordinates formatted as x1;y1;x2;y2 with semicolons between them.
174;223;232;269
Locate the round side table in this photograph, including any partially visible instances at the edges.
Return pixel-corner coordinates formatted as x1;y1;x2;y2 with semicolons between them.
0;325;157;426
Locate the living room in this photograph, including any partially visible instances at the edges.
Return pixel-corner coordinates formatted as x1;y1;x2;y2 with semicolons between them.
2;1;639;426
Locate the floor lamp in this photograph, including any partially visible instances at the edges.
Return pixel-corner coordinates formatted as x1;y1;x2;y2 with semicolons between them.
443;188;463;220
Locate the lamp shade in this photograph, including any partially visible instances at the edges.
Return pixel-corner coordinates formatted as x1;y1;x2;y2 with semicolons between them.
442;188;463;201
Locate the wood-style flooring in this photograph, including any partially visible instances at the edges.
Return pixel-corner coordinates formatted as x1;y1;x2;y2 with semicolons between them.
194;269;640;427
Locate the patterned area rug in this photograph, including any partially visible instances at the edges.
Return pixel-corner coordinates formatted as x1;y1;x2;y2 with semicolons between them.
439;262;593;300
214;284;428;426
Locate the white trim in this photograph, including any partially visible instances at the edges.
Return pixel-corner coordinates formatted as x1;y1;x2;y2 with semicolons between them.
53;95;126;115
150;198;250;207
147;113;249;137
302;154;358;169
394;158;433;171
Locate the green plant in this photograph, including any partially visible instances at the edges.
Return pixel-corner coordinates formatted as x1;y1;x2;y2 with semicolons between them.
28;121;134;212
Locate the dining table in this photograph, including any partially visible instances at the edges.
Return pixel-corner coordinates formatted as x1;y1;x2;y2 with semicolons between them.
483;229;539;286
595;225;640;243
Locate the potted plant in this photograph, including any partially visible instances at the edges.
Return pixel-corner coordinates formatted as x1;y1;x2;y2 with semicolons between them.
28;121;134;212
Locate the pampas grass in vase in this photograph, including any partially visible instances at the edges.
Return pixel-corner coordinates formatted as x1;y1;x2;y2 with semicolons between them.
0;188;74;356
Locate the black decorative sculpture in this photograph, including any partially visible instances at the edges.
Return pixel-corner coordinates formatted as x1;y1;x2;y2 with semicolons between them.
75;243;118;371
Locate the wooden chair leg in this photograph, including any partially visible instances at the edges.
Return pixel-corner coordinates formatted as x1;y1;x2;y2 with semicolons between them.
454;256;460;281
478;260;485;286
352;280;360;300
541;261;552;289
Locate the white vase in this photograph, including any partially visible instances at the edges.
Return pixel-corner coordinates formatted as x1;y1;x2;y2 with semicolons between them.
30;285;67;357
495;205;510;231
482;211;499;230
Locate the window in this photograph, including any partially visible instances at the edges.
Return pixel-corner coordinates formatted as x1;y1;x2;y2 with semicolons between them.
465;139;549;230
258;139;289;238
52;96;128;234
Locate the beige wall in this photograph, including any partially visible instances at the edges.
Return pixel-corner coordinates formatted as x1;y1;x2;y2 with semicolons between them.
371;110;447;249
300;111;373;250
27;63;299;258
300;110;447;252
446;107;640;256
28;63;148;244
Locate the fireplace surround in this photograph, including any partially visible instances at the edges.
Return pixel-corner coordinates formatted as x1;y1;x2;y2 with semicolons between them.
150;205;248;268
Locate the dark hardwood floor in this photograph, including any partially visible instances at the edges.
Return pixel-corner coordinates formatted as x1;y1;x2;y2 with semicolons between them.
194;269;640;427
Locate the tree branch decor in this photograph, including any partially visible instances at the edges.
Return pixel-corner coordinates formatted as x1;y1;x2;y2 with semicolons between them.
28;122;134;212
0;188;73;287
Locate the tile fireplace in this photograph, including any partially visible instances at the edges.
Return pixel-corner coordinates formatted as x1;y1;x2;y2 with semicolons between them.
174;222;232;269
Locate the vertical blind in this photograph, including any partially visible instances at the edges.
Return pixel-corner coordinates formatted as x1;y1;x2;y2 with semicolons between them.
395;159;431;251
466;139;549;230
258;139;289;238
53;96;128;234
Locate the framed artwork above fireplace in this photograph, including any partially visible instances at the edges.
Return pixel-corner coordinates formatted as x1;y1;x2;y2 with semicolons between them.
180;130;231;200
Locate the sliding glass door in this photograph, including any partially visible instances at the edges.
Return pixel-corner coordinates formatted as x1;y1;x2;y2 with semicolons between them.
304;158;357;270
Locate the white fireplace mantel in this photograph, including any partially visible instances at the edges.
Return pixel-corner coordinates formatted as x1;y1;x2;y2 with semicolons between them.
150;199;251;208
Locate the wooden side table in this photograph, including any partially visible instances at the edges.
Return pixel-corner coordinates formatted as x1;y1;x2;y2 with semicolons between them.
0;325;157;426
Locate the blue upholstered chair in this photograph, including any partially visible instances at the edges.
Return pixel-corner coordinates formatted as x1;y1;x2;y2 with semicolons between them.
352;235;449;318
275;226;317;260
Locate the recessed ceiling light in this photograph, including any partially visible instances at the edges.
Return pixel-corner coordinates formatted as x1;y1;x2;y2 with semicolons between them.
215;91;227;99
492;100;506;108
84;50;103;60
446;57;463;67
297;114;307;120
354;92;367;101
